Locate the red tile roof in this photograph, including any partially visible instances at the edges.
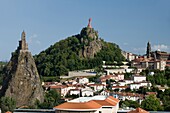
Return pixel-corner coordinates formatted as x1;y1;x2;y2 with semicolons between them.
93;96;119;106
107;96;120;103
93;100;114;106
114;92;144;98
54;100;101;110
54;96;119;110
166;64;170;67
128;107;149;113
50;85;67;89
5;111;12;113
146;92;157;95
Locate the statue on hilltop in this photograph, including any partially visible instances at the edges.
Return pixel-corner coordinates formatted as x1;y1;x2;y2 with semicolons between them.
87;18;92;28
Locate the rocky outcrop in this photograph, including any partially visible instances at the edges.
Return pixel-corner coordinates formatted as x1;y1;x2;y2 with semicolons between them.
0;31;44;107
79;27;103;58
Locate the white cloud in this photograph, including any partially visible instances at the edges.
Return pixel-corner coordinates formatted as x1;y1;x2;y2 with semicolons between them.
132;47;145;55
152;44;169;51
123;42;128;46
28;34;41;45
133;47;145;51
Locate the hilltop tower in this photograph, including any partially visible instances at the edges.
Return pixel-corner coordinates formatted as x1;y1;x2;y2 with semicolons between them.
146;41;151;58
0;31;44;108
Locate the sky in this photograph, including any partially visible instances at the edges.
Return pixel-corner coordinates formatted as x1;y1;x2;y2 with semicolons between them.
0;0;170;61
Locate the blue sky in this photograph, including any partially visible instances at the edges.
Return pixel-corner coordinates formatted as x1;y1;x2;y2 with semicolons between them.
0;0;170;61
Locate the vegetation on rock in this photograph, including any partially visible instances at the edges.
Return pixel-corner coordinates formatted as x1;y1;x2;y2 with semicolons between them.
0;96;16;113
34;27;125;77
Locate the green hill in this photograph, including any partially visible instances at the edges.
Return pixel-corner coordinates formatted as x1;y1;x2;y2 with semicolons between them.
34;26;125;77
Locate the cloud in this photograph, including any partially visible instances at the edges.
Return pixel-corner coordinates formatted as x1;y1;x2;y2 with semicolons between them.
28;34;41;45
133;47;145;51
132;47;145;55
152;44;169;51
123;42;128;46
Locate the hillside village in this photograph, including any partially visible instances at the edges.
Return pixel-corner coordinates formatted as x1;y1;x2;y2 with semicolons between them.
40;19;170;112
0;19;170;113
42;46;170;104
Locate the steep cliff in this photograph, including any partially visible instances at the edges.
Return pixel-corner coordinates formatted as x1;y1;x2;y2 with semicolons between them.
0;31;44;107
79;27;102;58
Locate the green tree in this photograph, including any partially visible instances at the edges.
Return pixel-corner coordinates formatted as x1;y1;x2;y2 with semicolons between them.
106;79;112;90
0;97;16;113
141;94;163;111
124;72;132;79
162;95;170;111
120;99;140;108
36;89;61;109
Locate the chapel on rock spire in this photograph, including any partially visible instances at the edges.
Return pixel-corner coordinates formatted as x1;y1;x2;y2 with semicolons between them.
0;31;44;107
19;31;28;51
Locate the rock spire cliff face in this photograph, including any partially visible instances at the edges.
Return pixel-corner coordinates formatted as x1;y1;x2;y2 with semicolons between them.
79;18;102;58
0;31;44;107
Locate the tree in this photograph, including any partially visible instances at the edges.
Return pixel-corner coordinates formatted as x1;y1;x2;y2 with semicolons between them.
120;99;140;108
124;72;132;79
114;88;119;92
0;97;16;112
162;95;170;111
36;89;62;109
106;79;112;90
141;94;163;111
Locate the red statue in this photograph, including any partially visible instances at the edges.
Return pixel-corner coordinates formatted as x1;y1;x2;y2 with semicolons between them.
88;18;92;28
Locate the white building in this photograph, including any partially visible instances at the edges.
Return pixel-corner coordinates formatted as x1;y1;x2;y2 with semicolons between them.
129;83;141;90
69;89;80;96
154;60;166;70
132;75;146;82
81;87;94;97
77;77;89;84
100;90;110;96
105;69;126;75
113;92;144;103
124;79;134;85
88;84;106;92
129;82;151;90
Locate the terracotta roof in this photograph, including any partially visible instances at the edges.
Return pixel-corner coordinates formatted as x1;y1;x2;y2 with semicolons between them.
128;107;149;113
114;92;144;98
50;85;67;89
5;111;12;113
93;100;114;106
107;96;120;103
54;96;119;110
100;75;118;81
101;90;110;93
54;100;101;110
157;52;170;55
146;92;157;95
88;84;105;86
166;64;170;67
92;96;119;106
70;89;80;91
